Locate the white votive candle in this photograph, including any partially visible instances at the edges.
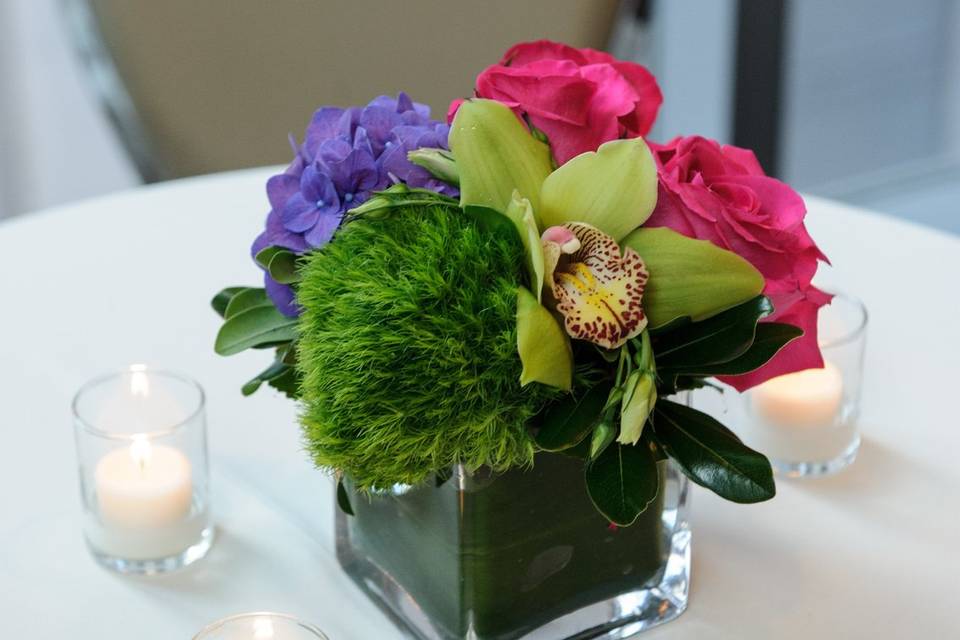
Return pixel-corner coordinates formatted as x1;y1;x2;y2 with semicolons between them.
75;367;213;570
95;436;193;528
752;361;844;428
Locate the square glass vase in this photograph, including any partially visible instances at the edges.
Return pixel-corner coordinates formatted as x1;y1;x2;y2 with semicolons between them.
336;452;691;639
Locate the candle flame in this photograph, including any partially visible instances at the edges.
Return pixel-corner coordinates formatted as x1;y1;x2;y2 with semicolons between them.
252;617;275;639
129;434;152;472
129;364;150;398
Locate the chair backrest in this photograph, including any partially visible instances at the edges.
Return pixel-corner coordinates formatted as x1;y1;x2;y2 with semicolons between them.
77;0;619;179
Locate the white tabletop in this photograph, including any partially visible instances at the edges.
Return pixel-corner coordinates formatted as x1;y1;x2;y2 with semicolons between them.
1;168;958;639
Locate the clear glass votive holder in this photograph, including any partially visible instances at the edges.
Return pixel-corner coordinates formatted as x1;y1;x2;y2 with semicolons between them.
741;293;868;477
194;613;329;639
72;365;213;574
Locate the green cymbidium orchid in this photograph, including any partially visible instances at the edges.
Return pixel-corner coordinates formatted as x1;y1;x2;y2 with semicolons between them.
450;99;764;394
450;99;659;390
450;99;658;239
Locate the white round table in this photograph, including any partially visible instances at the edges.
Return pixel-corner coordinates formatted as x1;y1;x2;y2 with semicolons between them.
1;168;957;639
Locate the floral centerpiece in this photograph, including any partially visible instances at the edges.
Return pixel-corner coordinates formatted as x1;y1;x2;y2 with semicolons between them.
213;40;828;640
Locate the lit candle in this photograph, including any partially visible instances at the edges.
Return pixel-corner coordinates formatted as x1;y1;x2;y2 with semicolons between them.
752;361;844;428
741;360;858;467
82;365;205;561
94;436;193;528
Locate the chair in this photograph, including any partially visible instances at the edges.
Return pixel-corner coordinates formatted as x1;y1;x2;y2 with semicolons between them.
63;0;621;181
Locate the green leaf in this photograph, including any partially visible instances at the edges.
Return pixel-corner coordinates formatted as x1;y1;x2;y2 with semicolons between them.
653;296;773;369
279;342;298;365
336;479;355;516
407;147;460;186
254;246;285;269
622;227;765;328
662;323;803;376
648;316;691;336
215;305;298;356
535;384;610;451
653;400;775;503
589;420;617;460
265;250;300;285
434;468;453;488
585;442;660;526
645;431;669;461
449;99;552;215
659;375;713;395
346;184;459;219
211;287;250;318
558;436;592;460
224;288;270;319
540;138;658;241
241;358;291;396
266;367;300;399
516;286;572;391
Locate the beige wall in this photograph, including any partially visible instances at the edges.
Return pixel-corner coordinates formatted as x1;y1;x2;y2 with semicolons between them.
92;0;619;177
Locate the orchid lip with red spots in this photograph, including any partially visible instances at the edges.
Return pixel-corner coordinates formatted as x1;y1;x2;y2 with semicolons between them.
548;223;649;349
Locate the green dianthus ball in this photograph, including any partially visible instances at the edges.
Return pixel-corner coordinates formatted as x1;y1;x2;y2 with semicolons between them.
296;202;558;489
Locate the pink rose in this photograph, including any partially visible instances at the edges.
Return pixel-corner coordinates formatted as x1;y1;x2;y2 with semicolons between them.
645;136;831;391
450;40;662;165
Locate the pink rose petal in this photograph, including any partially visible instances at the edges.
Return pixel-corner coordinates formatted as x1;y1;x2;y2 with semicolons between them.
465;39;662;165
647;135;831;389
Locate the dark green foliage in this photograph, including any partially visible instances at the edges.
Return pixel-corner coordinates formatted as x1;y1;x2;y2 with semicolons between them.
211;286;249;318
296;202;559;490
534;383;611;452
653;399;775;503
660;322;803;376
336;479;354;516
258;247;301;284
214;303;297;356
241;344;300;399
585;441;660;526
652;295;772;368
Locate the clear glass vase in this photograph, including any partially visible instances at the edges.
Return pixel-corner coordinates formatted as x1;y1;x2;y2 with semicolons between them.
336;452;690;639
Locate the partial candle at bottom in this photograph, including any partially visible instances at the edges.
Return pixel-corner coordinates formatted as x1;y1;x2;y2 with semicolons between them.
193;613;329;640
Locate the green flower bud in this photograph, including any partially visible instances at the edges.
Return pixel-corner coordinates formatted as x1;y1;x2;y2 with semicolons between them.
407;148;460;186
618;370;657;445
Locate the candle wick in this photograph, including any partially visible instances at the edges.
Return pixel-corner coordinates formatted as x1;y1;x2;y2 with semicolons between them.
130;435;152;473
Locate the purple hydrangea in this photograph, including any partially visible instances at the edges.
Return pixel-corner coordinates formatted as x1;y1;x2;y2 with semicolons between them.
252;92;457;316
